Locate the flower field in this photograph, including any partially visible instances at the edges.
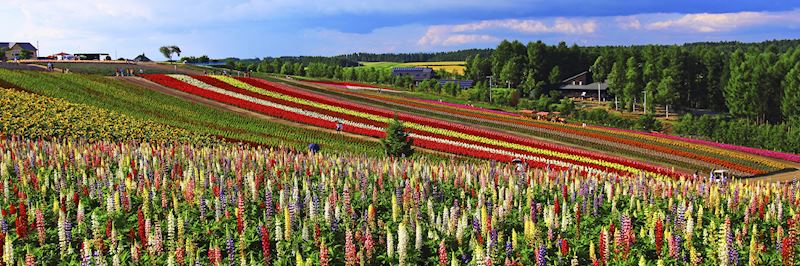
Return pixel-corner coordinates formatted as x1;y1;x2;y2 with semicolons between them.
290;78;797;177
0;88;218;144
0;135;798;265
0;69;384;157
141;74;681;178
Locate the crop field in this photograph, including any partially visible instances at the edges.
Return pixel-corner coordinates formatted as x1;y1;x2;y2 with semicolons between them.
0;69;382;156
357;61;466;75
284;79;800;178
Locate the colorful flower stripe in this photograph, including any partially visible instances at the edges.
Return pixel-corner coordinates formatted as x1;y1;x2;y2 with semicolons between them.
578;124;791;169
192;75;621;174
147;74;599;174
311;83;782;173
300;81;762;172
617;127;800;163
227;76;681;177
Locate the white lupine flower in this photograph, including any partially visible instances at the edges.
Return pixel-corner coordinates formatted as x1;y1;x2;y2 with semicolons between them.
415;222;423;251
386;228;394;258
398;223;408;266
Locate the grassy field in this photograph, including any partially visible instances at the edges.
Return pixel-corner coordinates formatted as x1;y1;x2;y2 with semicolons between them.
0;69;383;155
357;61;466;75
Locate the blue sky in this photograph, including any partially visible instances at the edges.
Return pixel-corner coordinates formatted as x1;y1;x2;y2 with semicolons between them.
2;0;800;59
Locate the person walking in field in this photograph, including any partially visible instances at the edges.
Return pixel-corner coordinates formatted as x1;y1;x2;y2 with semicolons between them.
335;121;343;133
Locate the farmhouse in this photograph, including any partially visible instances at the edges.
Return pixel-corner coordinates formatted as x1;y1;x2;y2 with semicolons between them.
391;67;433;81
1;42;38;60
133;53;152;62
557;71;607;100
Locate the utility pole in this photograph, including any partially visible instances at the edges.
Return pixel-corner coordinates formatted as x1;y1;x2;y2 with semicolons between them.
642;91;647;114
597;83;601;102
486;76;493;103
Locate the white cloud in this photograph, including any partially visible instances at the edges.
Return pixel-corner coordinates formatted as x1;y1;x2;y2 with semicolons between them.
645;9;800;32
418;18;597;46
616;16;641;30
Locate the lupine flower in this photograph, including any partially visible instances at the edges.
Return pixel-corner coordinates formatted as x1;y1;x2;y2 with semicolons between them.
261;224;270;264
364;227;374;260
439;240;447;266
398;222;409;266
319;240;329;266
342;229;356;266
536;245;546;266
35;209;44;245
386;227;394;258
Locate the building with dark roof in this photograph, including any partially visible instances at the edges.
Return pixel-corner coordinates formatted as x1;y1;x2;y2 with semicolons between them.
391;67;433;81
133;53;152;62
1;42;38;60
439;79;474;88
558;70;608;100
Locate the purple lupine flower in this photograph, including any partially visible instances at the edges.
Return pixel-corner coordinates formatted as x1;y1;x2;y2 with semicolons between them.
505;240;513;257
536;246;546;266
65;220;73;243
490;229;498;248
226;235;235;266
265;191;273;220
199;198;206;218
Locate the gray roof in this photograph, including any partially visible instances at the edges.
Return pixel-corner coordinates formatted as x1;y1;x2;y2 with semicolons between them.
562;71;588;83
559;82;608;91
0;42;37;50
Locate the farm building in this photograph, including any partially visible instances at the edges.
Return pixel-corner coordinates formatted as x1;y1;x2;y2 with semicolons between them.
391;67;433;81
74;53;111;61
557;71;607;100
133;53;152;62
439;79;474;88
48;52;75;60
1;42;38;60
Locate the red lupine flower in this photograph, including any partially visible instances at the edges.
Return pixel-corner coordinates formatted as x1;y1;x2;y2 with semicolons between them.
560;238;569;256
655;218;664;256
261;225;270;264
138;208;147;247
16;202;27;239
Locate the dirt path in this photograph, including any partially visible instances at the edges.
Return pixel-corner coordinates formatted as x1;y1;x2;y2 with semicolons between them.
116;76;464;159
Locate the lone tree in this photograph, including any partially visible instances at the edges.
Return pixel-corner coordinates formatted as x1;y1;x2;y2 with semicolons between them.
382;115;414;157
159;45;182;61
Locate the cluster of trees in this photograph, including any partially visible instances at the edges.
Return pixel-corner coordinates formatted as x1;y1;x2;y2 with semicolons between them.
674;114;800;154
336;49;492;63
573;109;663;132
180;55;211;63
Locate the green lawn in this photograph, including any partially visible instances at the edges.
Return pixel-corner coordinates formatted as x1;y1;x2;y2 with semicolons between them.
0;69;383;156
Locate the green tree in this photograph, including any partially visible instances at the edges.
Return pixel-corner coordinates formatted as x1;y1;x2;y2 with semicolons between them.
607;62;625;101
782;62;800;125
526;41;546;80
624;57;642;111
500;57;524;88
590;55;609;82
548;66;561;85
382;116;414;157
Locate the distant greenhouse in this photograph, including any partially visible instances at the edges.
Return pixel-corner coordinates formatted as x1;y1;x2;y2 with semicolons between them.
391;67;433;81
